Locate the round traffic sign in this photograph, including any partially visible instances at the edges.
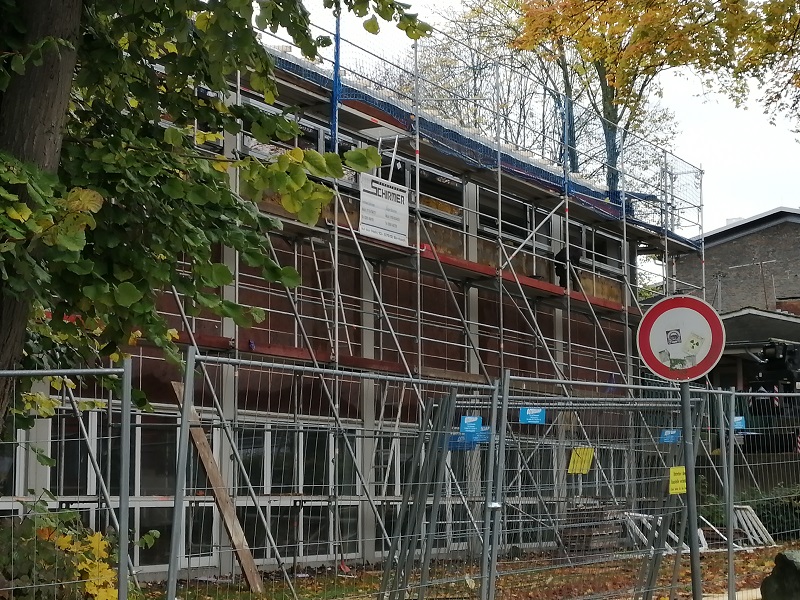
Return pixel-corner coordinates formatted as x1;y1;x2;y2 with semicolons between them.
636;295;726;382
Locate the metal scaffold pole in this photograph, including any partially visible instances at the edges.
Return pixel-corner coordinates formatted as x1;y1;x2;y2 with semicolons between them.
414;39;422;378
495;63;504;375
680;382;703;600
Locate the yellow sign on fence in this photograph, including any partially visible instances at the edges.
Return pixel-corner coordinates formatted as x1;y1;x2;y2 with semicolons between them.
567;447;594;475
669;466;687;495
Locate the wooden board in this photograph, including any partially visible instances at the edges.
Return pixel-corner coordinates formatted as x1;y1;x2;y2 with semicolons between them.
171;382;264;593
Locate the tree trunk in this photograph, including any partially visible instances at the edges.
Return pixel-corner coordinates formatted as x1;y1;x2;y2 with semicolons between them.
556;45;578;173
595;62;621;205
0;0;83;431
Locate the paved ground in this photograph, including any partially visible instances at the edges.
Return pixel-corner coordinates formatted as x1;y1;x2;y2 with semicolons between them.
703;589;761;600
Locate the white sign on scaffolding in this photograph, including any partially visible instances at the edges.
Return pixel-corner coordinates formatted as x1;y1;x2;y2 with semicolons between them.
358;173;409;246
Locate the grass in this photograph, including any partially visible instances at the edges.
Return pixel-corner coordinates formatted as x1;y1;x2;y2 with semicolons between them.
138;542;800;600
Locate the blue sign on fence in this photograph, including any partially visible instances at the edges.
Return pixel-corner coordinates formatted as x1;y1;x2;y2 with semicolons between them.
733;416;746;430
448;434;478;451
659;429;682;444
468;425;491;444
519;407;546;424
460;415;483;434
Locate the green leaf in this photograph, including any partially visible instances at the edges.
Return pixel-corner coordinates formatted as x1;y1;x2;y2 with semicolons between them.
220;300;251;327
10;54;24;75
296;199;323;225
113;264;133;281
114;282;143;308
55;228;86;252
302;149;329;178
280;193;301;213
209;263;233;286
343;148;371;171
164;127;185;147
289;163;308;189
363;16;380;34
31;446;56;467
323;152;345;179
64;187;104;213
162;178;184;199
278;266;301;288
187;186;209;205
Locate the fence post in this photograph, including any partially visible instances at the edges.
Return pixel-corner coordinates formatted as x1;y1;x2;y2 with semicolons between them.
727;388;736;600
680;381;703;600
487;371;511;600
480;381;501;600
119;358;133;600
166;347;197;600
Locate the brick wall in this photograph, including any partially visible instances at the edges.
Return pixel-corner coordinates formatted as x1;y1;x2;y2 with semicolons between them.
675;221;800;313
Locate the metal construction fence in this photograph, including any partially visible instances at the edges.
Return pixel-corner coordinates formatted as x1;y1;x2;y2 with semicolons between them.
0;362;133;600
2;359;799;599
160;357;800;600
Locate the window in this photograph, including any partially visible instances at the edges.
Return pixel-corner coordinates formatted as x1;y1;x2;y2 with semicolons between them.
186;503;214;558
418;165;463;223
271;427;297;494
296;122;320;152
50;412;90;496
239;505;272;559
238;428;266;493
139;506;174;565
533;209;553;248
335;432;358;496
99;413;134;496
380;154;408;186
587;231;624;272
139;416;177;495
303;430;329;495
0;433;15;496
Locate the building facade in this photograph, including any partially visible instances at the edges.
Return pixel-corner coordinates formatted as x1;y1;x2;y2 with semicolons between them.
0;35;705;577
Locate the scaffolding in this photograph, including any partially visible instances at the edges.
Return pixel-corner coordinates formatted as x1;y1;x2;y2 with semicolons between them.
0;15;714;600
158;16;708;595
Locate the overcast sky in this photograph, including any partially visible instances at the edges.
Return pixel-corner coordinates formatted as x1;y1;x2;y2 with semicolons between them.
660;71;799;232
305;1;800;234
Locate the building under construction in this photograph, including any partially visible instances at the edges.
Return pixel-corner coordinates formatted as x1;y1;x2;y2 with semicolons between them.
2;23;712;591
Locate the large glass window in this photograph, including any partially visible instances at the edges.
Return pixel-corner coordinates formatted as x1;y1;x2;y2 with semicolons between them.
588;231;623;271
99;413;134;496
338;506;359;554
186;503;214;558
271;427;296;494
271;505;298;558
302;505;329;556
303;430;329;495
51;412;90;496
336;432;357;496
139;416;177;495
139;506;174;565
238;428;265;493
0;432;15;496
238;505;271;559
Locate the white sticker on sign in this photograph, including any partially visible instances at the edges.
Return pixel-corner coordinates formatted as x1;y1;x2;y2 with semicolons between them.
648;307;714;371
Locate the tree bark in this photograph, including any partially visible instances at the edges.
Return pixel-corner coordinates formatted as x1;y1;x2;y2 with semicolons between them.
595;62;621;204
0;0;83;430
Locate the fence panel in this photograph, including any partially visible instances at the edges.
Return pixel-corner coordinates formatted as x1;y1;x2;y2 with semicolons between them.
0;363;133;600
162;359;747;600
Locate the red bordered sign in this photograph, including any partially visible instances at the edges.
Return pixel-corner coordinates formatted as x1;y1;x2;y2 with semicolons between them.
637;295;726;382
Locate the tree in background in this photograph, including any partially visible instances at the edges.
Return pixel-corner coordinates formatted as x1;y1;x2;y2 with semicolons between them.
0;0;429;431
515;0;737;199
737;0;800;125
380;0;678;190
